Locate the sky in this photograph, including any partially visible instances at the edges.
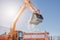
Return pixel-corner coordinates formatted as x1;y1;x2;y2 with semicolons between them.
0;0;60;36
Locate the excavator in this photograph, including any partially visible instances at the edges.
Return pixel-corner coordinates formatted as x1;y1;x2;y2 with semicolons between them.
0;0;49;40
8;0;43;40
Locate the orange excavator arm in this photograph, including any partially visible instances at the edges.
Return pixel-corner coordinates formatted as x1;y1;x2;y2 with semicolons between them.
10;4;26;37
10;0;43;39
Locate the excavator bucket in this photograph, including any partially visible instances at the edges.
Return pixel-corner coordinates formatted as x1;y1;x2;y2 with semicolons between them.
30;13;43;25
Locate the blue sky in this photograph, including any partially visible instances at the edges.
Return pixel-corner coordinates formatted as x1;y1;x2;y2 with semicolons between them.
0;0;60;36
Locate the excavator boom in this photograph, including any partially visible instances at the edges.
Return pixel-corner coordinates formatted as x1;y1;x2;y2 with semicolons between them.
10;4;26;38
10;0;43;40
